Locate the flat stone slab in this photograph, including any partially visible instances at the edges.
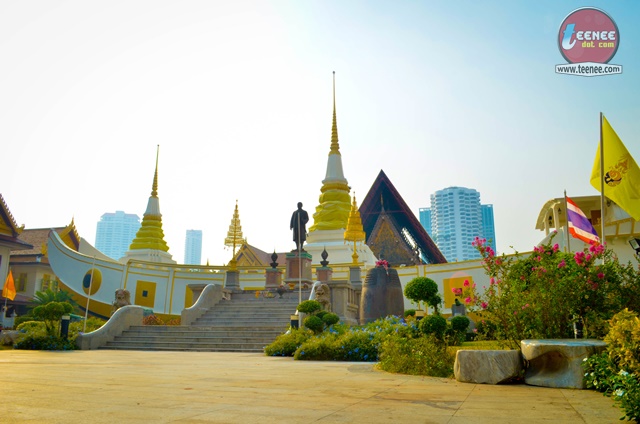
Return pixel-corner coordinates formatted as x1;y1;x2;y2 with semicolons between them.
454;349;523;384
521;339;607;389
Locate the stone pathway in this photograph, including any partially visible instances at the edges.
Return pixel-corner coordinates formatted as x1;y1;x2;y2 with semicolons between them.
0;350;621;423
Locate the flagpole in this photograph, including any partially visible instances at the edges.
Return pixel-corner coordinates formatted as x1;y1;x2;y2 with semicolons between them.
83;256;96;333
564;190;571;253
599;112;606;245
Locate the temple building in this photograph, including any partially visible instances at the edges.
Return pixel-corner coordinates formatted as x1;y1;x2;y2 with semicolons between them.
359;170;447;267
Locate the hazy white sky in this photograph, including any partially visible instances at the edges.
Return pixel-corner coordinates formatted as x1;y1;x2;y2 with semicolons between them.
2;1;639;265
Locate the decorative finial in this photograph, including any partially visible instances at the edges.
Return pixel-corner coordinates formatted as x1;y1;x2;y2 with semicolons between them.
151;145;159;197
330;72;340;155
270;250;278;269
320;247;329;267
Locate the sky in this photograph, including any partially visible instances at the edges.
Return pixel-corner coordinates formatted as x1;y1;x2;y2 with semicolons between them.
2;1;639;266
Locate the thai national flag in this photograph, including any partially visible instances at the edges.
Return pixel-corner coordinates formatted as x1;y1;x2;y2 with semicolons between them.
566;196;600;244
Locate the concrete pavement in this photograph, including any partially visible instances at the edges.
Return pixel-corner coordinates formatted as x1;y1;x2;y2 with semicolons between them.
0;350;621;423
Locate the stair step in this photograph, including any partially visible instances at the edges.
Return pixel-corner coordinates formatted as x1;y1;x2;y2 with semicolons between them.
103;295;298;352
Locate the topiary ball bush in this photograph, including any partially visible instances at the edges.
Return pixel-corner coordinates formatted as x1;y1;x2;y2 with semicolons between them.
316;310;328;320
451;316;470;333
404;309;416;318
298;300;322;314
304;315;324;333
322;313;340;326
420;314;447;339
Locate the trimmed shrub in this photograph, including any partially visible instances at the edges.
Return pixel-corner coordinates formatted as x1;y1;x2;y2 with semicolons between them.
451;316;470;333
322;313;340;327
294;333;337;360
316;310;329;320
297;300;322;314
14;335;76;351
264;328;314;357
378;335;454;377
420;314;447;340
304;315;324;334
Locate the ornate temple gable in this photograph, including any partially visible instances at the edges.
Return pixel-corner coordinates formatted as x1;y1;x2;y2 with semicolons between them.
0;194;33;251
57;218;81;252
367;210;420;267
234;243;287;268
0;193;24;237
360;170;447;265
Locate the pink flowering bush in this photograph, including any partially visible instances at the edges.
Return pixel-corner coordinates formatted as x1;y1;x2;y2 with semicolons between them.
472;235;640;349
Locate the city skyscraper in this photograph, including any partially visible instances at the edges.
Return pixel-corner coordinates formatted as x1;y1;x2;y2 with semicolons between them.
184;229;203;265
481;204;497;253
422;187;496;262
95;211;141;260
419;208;432;236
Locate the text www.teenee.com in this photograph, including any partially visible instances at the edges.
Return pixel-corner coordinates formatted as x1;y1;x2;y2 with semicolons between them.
556;62;622;76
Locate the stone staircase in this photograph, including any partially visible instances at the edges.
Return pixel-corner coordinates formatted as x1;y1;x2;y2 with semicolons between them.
100;293;304;352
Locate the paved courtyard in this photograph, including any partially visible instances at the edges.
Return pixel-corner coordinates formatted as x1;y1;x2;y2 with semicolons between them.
0;350;621;423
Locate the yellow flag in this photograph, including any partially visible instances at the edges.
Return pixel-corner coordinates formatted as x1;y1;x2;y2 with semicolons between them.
590;115;640;221
2;270;16;301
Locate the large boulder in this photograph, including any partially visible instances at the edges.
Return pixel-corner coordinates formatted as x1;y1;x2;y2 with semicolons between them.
454;350;523;384
521;339;607;389
360;266;404;324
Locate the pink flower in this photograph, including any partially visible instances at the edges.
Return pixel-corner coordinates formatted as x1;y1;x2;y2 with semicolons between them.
490;277;495;285
553;243;559;252
463;280;470;287
597;272;605;279
558;259;566;268
464;297;472;304
481;301;488;310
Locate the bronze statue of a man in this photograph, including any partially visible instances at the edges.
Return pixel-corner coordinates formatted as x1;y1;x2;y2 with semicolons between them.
290;202;309;251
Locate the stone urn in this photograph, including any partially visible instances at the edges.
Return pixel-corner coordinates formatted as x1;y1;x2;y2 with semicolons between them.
360;266;404;324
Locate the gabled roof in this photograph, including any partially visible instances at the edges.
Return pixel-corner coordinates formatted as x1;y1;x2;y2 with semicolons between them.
360;170;447;264
234;243;287;268
12;221;81;261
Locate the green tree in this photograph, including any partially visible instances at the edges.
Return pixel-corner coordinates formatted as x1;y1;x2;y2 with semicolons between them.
31;301;73;336
404;277;441;313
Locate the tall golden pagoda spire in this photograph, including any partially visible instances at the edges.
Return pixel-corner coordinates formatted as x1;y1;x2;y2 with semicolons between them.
128;146;171;254
224;200;245;270
309;72;352;232
330;71;340;155
344;193;366;264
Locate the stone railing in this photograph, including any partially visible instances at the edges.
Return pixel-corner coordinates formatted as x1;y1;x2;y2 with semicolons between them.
181;284;231;326
76;305;144;350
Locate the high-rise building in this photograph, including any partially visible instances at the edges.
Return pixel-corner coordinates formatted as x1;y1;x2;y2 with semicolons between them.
184;229;203;265
423;187;495;262
95;211;141;260
481;204;497;253
419;208;432;237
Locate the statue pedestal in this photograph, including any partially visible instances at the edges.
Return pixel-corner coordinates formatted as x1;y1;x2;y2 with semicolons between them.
349;266;362;291
316;266;333;283
225;270;240;290
285;251;313;288
265;268;283;289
